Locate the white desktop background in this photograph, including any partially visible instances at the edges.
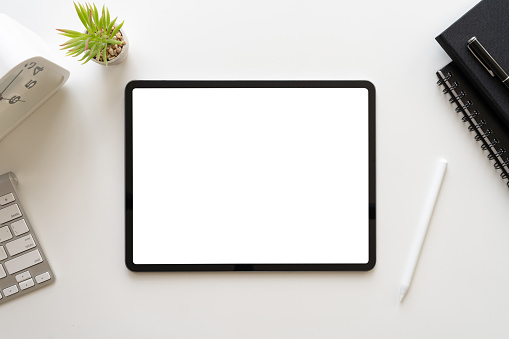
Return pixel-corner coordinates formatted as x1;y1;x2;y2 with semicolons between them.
2;0;509;337
133;88;369;264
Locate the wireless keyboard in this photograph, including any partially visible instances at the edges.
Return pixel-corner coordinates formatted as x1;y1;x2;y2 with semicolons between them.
0;172;54;305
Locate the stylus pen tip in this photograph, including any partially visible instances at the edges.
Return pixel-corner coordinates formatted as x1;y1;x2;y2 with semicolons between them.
399;286;408;302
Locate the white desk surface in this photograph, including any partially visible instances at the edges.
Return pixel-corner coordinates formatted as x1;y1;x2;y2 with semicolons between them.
2;0;509;337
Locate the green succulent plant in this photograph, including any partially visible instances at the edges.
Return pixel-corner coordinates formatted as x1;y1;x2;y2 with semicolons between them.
57;2;125;66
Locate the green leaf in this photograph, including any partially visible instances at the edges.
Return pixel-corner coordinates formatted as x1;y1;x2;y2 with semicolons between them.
104;39;122;45
62;39;86;50
99;5;105;31
66;41;86;56
110;21;124;38
57;28;81;35
63;37;82;44
86;3;97;33
57;32;82;39
87;7;95;30
107;17;117;36
75;4;87;32
74;2;90;32
67;45;86;57
74;3;85;24
103;47;108;66
92;4;99;28
64;36;84;44
80;43;98;63
73;40;87;49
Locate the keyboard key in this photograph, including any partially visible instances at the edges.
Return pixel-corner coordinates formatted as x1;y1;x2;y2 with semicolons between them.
0;204;22;225
0;226;13;243
0;264;5;279
19;278;34;290
0;246;6;261
15;271;31;282
0;193;15;206
35;272;51;284
6;234;36;256
4;249;43;275
11;219;29;236
3;285;18;297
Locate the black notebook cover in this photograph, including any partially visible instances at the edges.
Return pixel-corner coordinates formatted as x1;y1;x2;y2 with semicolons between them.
437;62;509;186
436;0;509;130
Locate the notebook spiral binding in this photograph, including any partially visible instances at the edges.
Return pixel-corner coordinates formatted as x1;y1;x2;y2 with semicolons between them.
437;70;509;187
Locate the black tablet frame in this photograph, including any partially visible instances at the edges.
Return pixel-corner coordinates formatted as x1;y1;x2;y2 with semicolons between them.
125;80;376;272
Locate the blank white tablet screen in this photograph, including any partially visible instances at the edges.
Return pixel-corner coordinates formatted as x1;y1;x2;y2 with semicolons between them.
132;87;369;264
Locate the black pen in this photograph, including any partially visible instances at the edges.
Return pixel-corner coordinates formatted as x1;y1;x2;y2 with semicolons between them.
467;36;509;90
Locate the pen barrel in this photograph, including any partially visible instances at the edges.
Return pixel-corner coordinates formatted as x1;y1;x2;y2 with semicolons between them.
469;38;509;81
400;160;447;294
504;78;509;89
492;62;509;82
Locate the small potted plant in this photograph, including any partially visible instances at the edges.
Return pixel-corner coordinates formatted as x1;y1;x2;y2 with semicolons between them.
57;2;127;66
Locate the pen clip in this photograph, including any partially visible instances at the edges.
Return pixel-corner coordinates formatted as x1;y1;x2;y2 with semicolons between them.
468;38;495;77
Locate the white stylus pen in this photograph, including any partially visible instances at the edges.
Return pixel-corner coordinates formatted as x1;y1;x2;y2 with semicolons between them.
399;159;448;302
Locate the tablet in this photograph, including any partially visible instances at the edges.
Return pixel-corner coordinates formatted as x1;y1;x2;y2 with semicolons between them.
125;81;376;271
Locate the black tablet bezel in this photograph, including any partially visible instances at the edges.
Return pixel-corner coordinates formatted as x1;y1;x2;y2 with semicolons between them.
125;80;376;272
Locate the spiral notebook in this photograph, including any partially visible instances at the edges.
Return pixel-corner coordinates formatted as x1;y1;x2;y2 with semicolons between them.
437;62;509;186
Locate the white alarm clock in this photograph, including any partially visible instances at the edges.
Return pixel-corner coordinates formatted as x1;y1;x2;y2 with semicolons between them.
0;14;70;141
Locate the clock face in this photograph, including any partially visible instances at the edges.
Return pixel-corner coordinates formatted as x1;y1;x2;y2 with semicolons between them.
0;56;69;140
0;61;45;105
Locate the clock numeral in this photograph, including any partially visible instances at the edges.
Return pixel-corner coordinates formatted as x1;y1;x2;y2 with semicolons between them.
8;96;24;104
25;80;37;89
32;66;44;76
24;62;44;76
